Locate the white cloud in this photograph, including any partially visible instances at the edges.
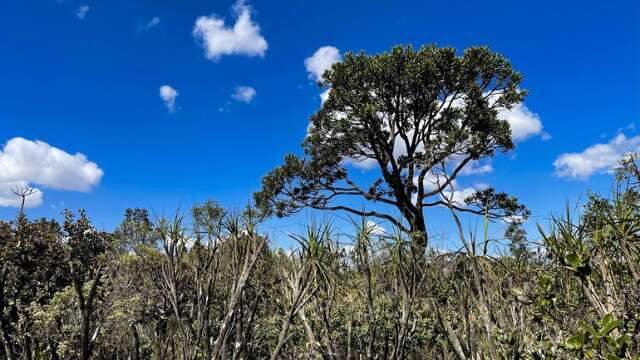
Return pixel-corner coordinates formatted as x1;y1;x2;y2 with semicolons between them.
443;187;477;207
159;85;179;112
306;47;340;104
554;133;640;179
460;161;493;175
320;89;330;105
328;90;544;173
142;17;160;31
0;137;103;208
76;5;90;19
305;46;341;82
343;157;377;170
504;215;525;224
498;103;547;142
442;183;490;208
409;171;488;208
231;86;256;103
193;0;268;61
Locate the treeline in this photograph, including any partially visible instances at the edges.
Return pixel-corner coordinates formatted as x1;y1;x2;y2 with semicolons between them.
0;161;637;359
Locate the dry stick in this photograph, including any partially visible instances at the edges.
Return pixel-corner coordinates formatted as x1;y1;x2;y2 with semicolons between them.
270;263;317;360
356;233;376;360
192;244;221;360
316;289;338;358
211;235;266;359
432;299;467;360
299;307;323;358
449;208;498;360
598;255;618;314
232;293;259;360
346;319;352;360
161;252;192;359
621;243;640;284
159;220;196;360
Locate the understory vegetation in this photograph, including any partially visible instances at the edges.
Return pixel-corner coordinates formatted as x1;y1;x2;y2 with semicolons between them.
0;160;638;359
2;45;639;359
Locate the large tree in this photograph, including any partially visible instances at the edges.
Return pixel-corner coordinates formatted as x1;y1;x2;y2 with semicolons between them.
255;45;529;249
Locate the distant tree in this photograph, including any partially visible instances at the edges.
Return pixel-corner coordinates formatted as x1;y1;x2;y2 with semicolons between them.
505;221;528;260
10;186;37;217
255;45;529;249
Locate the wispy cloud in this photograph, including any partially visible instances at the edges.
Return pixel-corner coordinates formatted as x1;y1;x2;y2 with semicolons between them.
141;17;160;31
75;5;90;19
232;86;256;103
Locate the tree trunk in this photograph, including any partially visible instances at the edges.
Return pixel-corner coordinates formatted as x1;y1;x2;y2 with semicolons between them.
131;323;141;360
70;264;102;360
408;214;428;252
0;329;14;360
79;308;91;360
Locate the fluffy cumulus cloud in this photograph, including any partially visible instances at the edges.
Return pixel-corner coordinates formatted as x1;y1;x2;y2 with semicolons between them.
0;137;103;208
76;5;90;19
305;46;341;81
498;103;548;142
554;133;640;179
193;0;268;61
159;85;179;112
409;171;488;207
231;86;256;103
460;160;493;175
305;47;341;104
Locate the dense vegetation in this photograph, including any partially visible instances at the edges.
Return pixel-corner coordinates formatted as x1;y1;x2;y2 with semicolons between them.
1;45;639;359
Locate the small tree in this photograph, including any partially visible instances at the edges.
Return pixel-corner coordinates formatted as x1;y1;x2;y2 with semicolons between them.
255;45;529;249
63;210;111;360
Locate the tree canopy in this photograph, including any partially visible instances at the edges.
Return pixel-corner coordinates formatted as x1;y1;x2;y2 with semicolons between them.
255;45;529;248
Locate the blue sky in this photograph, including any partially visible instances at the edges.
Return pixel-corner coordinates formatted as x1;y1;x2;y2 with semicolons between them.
1;0;638;246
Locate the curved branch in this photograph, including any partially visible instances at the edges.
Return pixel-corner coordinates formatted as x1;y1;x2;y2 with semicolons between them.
311;205;409;232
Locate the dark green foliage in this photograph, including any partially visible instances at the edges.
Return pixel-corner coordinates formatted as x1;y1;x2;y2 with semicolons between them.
255;44;529;250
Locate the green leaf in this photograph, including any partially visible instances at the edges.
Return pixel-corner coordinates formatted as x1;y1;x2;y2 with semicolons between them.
565;253;581;269
565;333;585;350
616;334;630;347
599;313;621;337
